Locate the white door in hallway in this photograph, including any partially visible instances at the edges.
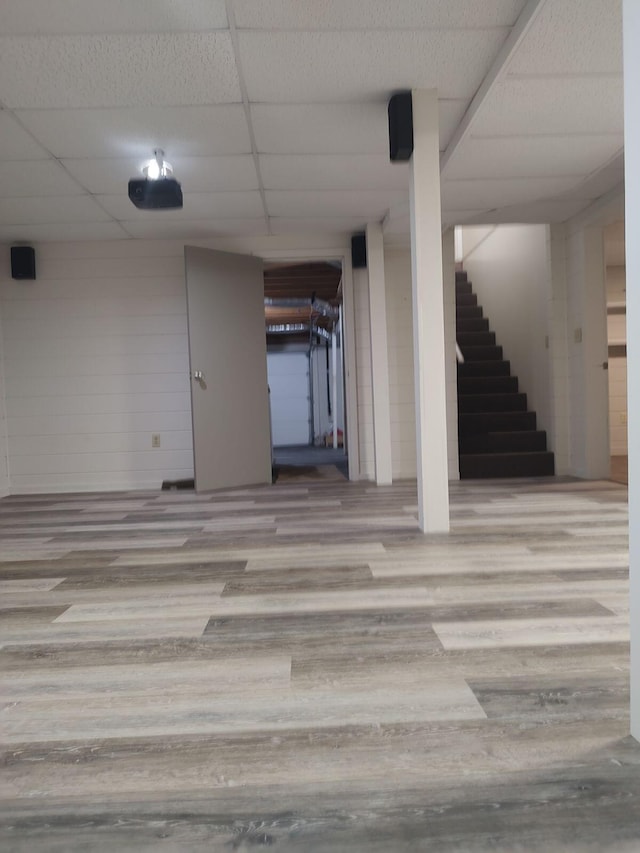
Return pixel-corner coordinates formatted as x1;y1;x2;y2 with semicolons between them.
268;352;311;446
185;246;271;491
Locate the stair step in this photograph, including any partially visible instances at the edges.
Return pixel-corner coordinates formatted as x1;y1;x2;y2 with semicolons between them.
458;393;527;413
457;331;496;347
455;270;468;283
459;411;537;434
459;430;548;454
459;452;555;479
457;317;490;333
456;305;484;319
458;360;511;377
455;280;473;295
460;344;503;361
456;293;478;307
457;375;518;394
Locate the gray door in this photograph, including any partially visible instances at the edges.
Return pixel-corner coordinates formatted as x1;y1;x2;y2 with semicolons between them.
185;246;271;491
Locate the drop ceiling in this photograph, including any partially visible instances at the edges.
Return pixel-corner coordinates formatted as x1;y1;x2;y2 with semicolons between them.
0;0;624;245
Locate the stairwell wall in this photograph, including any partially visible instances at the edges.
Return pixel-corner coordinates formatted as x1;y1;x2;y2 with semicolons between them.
0;248;10;496
459;224;553;451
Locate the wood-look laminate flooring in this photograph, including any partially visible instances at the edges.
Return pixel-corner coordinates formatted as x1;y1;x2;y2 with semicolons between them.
0;475;636;852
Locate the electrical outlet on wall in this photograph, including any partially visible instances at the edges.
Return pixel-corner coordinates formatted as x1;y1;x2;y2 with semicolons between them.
151;434;161;448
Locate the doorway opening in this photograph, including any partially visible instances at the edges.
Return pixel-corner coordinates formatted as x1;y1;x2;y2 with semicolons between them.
264;261;348;481
604;221;628;484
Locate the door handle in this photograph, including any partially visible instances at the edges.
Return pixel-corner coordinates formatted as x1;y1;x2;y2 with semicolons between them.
192;369;207;389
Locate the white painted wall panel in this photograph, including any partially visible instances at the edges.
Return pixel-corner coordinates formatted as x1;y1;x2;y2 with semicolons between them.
0;240;194;493
0;234;354;494
384;248;416;480
0;257;9;496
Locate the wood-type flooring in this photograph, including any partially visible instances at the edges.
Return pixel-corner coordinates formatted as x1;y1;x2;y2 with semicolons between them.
0;472;636;852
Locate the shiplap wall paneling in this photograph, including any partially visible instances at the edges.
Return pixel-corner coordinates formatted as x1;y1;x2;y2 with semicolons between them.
0;240;194;493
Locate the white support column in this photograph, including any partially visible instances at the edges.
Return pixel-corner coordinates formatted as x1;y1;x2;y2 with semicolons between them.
341;253;361;480
331;328;338;449
366;221;393;485
624;0;640;741
410;89;450;533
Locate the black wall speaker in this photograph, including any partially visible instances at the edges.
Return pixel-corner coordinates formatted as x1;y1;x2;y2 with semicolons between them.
388;91;414;162
351;234;367;269
11;246;36;280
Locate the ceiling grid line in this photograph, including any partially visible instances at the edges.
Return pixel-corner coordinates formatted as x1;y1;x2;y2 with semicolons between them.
224;0;271;235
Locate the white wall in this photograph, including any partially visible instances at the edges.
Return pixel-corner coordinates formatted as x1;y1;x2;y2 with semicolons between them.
564;221;610;478
0;240;194;493
384;248;417;479
607;265;627;456
353;267;375;479
0;251;10;496
0;233;354;494
460;224;553;446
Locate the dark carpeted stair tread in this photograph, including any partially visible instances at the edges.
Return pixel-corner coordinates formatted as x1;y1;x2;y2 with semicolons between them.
458;360;511;377
457;331;497;347
456;305;484;319
458;393;527;413
459;411;537;434
459;344;503;361
459;452;555;479
459;430;548;454
457;375;518;393
457;317;490;333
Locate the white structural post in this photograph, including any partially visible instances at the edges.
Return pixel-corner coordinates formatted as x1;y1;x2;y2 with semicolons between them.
366;221;393;485
624;0;639;741
331;328;338;449
410;89;450;533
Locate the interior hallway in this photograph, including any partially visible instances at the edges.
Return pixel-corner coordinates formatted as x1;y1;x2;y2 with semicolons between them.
0;475;637;852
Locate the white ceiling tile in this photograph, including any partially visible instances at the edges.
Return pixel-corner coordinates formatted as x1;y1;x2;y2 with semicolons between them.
0;222;129;242
446;134;624;180
121;219;269;240
251;104;388;154
0;195;113;226
441;177;580;210
506;0;622;76
471;77;624;136
62;156;259;195
97;191;265;221
441;209;491;227
260;155;408;191
234;0;525;29
265;190;406;219
251;101;465;155
239;30;508;102
459;199;592;224
0;160;86;196
269;217;369;236
0;33;241;109
438;100;470;150
0;111;50;160
555;154;625;200
16;106;252;159
0;0;228;35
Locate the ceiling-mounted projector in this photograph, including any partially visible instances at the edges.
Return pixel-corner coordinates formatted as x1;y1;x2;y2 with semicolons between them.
128;149;183;210
128;177;183;209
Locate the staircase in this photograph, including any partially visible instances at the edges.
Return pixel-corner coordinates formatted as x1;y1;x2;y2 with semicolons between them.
456;270;554;479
